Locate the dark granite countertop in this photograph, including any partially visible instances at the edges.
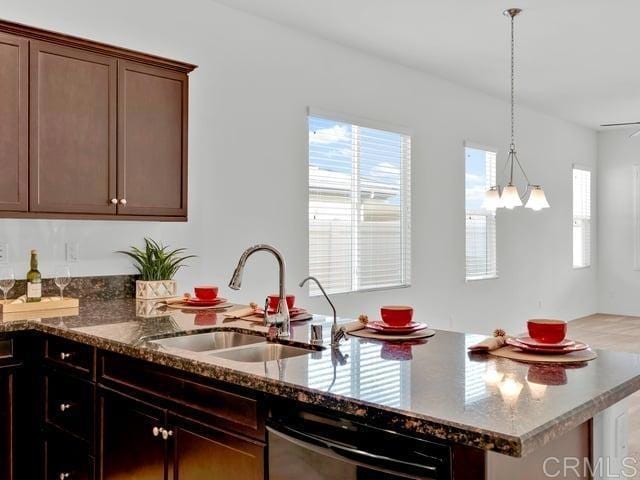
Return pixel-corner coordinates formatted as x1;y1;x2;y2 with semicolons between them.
2;298;640;457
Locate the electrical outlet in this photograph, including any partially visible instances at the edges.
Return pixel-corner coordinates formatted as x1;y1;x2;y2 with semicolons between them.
66;242;79;263
0;243;8;265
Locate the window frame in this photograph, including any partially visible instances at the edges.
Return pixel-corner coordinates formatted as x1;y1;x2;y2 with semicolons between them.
572;163;592;269
306;107;412;296
633;165;640;271
464;141;499;282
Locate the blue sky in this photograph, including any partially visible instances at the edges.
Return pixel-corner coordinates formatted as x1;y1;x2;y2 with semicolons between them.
465;147;489;210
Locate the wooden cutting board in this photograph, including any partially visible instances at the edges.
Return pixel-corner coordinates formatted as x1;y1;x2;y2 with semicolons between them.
0;297;79;314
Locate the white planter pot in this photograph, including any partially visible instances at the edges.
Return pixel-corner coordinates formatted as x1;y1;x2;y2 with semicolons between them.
136;280;177;300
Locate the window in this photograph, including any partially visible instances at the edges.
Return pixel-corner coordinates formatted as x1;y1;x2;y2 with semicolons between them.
573;166;591;268
465;145;497;280
308;112;411;295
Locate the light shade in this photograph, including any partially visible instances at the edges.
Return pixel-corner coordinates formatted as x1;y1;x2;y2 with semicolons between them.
483;188;501;210
500;184;522;209
525;186;550;211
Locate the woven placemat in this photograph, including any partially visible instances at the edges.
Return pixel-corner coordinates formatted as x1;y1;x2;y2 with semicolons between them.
348;328;436;341
489;346;597;363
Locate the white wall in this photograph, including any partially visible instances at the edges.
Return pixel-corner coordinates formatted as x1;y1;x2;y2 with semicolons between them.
597;129;640;315
0;0;598;333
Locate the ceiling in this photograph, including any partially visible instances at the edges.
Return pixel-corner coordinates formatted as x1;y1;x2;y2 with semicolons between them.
212;0;640;130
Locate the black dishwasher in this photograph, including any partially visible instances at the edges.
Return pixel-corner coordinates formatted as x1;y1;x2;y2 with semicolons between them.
267;407;452;480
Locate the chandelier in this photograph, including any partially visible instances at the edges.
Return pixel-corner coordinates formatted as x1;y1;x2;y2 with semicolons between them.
484;8;550;211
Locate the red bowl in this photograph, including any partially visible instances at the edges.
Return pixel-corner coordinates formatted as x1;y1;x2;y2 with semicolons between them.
194;285;219;300
527;319;567;344
380;306;413;326
268;294;295;311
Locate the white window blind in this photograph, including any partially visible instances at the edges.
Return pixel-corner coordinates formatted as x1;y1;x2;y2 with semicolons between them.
308;113;411;295
573;167;591;268
465;145;497;280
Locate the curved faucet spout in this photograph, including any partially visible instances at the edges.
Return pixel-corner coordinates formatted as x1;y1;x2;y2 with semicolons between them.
299;276;343;347
228;244;290;337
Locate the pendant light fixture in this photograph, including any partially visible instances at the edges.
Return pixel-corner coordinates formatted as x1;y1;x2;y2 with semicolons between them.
484;8;550;211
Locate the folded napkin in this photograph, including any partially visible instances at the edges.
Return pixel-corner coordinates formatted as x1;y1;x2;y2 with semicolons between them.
468;334;511;352
340;320;367;333
224;307;257;319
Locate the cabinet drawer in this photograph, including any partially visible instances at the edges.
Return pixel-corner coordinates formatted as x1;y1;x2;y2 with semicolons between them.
99;352;264;439
44;430;93;480
45;371;93;442
45;337;93;377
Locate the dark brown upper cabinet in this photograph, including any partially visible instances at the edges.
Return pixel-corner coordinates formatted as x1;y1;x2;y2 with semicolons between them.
0;33;28;212
0;19;196;221
30;41;117;215
117;61;188;217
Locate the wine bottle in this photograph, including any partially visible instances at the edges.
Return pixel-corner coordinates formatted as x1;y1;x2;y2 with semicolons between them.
26;250;42;303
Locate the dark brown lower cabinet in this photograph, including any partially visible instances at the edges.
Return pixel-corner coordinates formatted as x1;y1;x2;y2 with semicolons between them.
44;430;93;480
99;390;167;480
98;388;265;480
169;413;265;480
0;370;16;480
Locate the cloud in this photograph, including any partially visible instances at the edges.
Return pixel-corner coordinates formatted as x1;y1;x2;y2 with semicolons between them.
370;161;400;178
309;125;349;145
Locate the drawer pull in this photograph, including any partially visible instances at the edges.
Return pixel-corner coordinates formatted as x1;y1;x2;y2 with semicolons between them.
58;473;70;479
59;403;72;412
59;352;72;360
152;426;160;437
161;428;173;440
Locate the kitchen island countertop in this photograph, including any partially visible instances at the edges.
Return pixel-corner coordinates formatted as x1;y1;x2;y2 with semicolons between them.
2;298;639;457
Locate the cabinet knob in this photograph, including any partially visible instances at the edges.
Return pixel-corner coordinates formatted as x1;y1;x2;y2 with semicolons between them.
152;426;160;437
58;473;70;480
59;352;72;360
110;198;118;205
119;199;127;205
59;403;72;412
161;428;173;440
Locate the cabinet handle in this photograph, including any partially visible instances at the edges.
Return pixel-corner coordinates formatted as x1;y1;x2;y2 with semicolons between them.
59;352;72;360
58;473;70;479
59;403;72;412
110;198;118;205
161;428;173;440
152;426;160;437
119;199;127;205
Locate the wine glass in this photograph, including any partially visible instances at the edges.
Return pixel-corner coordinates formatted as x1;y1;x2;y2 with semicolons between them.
54;265;72;300
0;267;15;302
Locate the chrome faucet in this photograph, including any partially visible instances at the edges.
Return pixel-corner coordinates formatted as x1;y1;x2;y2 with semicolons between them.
299;276;344;348
229;244;290;337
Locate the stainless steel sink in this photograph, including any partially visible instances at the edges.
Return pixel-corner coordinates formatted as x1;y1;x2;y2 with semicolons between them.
210;343;314;363
150;331;266;352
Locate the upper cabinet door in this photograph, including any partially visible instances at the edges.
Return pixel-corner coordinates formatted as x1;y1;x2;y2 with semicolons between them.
30;41;117;214
117;61;188;217
0;33;28;212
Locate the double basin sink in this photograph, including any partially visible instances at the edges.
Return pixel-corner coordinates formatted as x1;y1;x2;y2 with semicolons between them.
150;330;322;363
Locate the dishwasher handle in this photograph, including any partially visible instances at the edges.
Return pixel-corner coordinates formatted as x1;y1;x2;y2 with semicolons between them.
267;423;440;479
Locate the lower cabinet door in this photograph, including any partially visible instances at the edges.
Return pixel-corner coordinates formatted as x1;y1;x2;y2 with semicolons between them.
0;370;15;480
168;413;265;480
99;390;167;480
44;430;93;480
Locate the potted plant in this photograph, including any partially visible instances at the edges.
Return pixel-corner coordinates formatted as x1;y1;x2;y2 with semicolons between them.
118;238;196;300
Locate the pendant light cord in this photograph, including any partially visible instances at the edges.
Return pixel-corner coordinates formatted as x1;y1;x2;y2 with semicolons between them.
510;12;515;151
